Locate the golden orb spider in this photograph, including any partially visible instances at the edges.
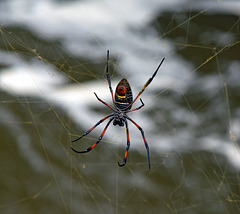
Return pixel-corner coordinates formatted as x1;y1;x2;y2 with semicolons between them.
72;50;165;169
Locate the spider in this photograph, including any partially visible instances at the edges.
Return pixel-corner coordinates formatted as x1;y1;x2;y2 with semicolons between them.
71;50;165;169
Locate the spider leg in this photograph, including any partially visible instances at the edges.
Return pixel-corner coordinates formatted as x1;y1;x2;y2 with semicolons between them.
72;117;114;153
125;57;165;110
118;120;130;167
94;92;116;112
105;50;115;105
72;113;114;143
126;116;151;169
127;98;144;112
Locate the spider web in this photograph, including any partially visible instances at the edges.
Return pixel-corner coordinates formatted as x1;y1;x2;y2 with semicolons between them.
0;0;240;213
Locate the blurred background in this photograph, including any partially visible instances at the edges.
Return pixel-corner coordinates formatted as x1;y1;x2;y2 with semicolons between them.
0;0;240;213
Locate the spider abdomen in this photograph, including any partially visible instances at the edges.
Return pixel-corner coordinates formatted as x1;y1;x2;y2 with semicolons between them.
115;78;133;110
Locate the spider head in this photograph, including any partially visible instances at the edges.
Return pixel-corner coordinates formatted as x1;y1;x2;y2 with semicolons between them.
113;118;124;126
113;112;126;127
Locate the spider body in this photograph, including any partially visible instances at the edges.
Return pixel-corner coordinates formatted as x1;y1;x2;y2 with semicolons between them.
113;78;132;126
72;50;165;169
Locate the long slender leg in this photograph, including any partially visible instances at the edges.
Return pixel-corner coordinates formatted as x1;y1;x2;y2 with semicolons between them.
105;50;115;105
118;120;130;167
72;113;114;143
126;116;151;169
72;117;114;153
124;57;165;110
94;92;116;112
127;98;144;112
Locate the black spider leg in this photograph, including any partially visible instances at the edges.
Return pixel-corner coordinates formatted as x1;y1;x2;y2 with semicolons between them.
126;115;151;169
124;57;165;111
105;50;115;106
72;113;114;143
118;120;130;167
72;117;114;153
94;92;117;112
126;98;144;113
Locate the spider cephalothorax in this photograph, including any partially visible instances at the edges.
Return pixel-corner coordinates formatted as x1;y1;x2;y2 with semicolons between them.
71;50;165;169
112;112;126;127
